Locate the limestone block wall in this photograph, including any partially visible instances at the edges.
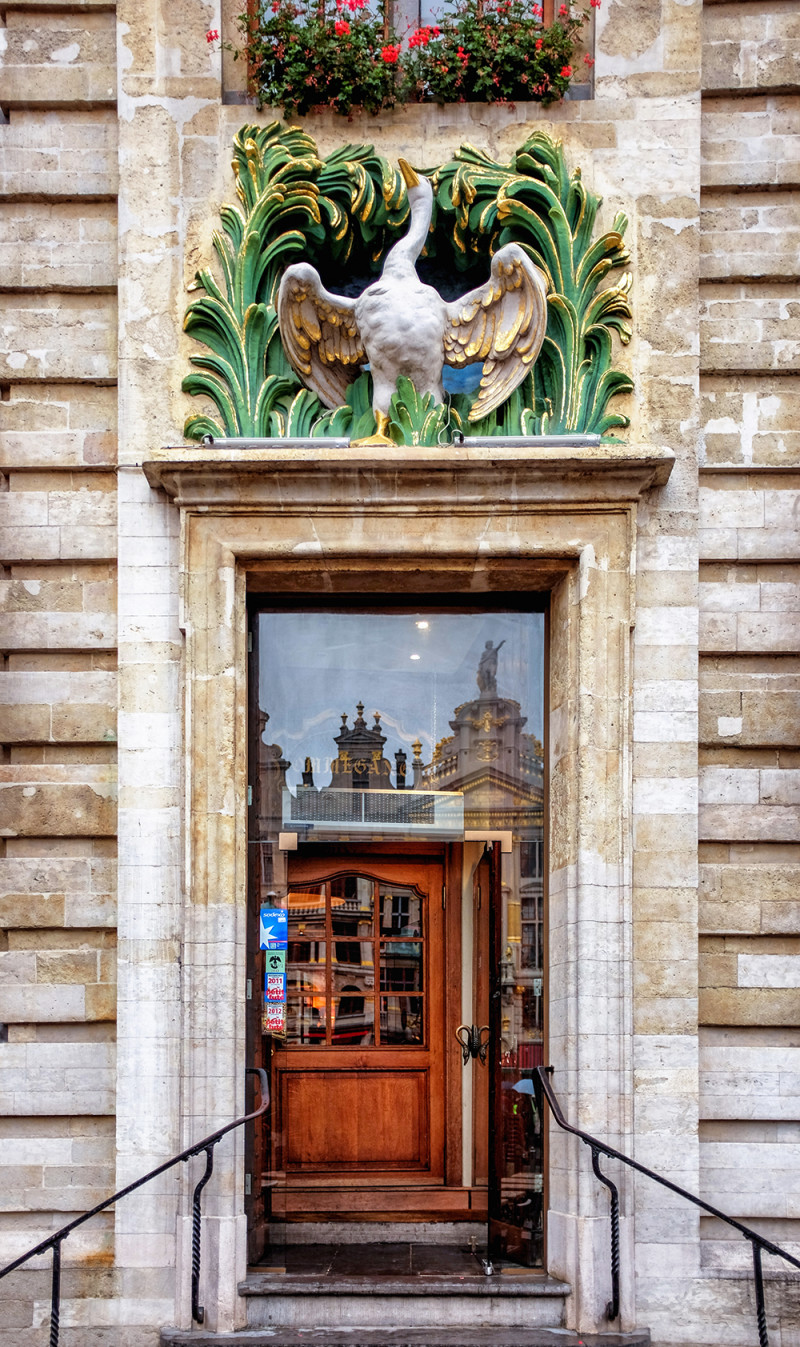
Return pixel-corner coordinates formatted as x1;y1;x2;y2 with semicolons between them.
698;0;800;1290
0;0;798;1337
0;0;120;1334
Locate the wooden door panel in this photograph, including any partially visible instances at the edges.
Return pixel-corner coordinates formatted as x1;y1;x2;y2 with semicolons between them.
271;846;450;1215
280;1068;428;1170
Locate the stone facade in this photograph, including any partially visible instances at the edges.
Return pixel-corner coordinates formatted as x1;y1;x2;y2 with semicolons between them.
0;0;798;1342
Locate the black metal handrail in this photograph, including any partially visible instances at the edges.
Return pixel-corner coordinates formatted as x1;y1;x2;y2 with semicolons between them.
537;1065;800;1347
0;1067;269;1346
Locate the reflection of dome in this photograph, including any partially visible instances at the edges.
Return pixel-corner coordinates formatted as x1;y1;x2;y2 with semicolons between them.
421;689;543;832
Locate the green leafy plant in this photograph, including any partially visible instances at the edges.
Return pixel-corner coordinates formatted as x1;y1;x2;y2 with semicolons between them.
400;0;592;108
223;0;595;120
182;124;633;444
237;0;400;119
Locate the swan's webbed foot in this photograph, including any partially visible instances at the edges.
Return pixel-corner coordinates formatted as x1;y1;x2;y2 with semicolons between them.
350;409;395;447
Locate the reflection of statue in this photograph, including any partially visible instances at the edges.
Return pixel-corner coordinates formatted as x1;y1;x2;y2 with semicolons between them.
477;639;506;696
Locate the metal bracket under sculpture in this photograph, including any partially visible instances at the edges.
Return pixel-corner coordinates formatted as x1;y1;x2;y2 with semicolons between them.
183;123;634;447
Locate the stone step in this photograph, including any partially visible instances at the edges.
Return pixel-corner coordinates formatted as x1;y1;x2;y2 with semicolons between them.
239;1271;571;1330
161;1331;651;1347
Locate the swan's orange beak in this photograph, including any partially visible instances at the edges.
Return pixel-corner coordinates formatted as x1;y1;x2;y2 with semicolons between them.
398;158;420;189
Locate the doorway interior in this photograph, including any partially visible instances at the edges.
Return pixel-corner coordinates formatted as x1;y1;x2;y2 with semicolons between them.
246;601;547;1269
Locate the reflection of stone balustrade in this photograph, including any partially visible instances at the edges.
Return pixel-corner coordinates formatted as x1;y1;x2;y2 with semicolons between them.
422;754;459;784
282;787;464;837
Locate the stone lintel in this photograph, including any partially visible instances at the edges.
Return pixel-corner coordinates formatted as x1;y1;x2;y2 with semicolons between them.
143;442;675;507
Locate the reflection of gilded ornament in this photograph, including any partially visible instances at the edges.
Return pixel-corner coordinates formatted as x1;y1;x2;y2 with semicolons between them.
477;741;499;762
468;710;510;733
353;759;369;774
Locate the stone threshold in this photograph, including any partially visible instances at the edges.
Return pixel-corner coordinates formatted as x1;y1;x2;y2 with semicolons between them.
239;1273;570;1299
161;1330;650;1346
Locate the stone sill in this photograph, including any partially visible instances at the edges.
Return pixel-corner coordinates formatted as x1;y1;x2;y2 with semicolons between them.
239;1271;572;1296
143;440;674;508
221;87;593;107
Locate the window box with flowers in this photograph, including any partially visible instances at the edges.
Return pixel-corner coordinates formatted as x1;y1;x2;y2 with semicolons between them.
219;0;598;119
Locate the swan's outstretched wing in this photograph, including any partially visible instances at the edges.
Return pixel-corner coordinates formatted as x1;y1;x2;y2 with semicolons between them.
443;244;548;422
278;263;365;409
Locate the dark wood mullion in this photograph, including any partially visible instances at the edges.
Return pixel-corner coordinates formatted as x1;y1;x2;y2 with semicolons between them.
374;880;381;1045
325;882;332;1047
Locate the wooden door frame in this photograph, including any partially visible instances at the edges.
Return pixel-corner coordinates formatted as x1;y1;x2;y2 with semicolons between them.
246;834;467;1221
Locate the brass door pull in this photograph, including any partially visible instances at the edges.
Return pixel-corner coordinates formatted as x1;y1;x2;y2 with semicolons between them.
455;1023;490;1065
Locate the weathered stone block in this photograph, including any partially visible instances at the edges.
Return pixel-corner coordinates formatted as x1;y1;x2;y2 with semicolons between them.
700;283;800;374
0;487;117;562
0;611;117;651
701;94;800;189
700;686;800;746
703;4;800;93
699;564;800;654
0;852;115;928
700;481;800;561
700;935;800;1024
0;107;118;198
700;986;800;1025
701;374;800;467
0;385;117;471
0;294;117;383
0;203;117;291
1;11;116;107
700;191;800;282
0;766;116;836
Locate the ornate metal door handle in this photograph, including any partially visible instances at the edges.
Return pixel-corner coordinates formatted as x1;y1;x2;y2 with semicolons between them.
455;1023;491;1065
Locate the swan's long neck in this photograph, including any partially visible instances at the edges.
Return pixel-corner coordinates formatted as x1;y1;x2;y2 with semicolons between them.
383;180;433;277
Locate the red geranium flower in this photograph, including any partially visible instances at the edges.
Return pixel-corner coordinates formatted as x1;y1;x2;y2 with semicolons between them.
535;36;543;48
560;63;572;75
584;52;595;64
381;42;401;61
205;28;220;42
335;18;350;34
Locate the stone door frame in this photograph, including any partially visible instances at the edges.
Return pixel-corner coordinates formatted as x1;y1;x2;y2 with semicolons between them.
140;441;673;1333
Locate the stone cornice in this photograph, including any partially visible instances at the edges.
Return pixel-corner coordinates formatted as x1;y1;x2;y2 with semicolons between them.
143;441;674;509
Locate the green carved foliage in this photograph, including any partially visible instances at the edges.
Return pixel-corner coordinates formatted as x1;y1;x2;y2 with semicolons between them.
183;122;411;441
183;123;633;443
431;133;633;436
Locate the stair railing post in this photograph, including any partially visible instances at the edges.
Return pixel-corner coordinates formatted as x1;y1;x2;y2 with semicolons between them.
191;1143;217;1324
590;1144;620;1321
752;1241;769;1347
49;1236;63;1347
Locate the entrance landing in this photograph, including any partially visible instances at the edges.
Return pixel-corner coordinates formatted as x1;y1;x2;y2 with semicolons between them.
252;1241;495;1278
161;1245;650;1347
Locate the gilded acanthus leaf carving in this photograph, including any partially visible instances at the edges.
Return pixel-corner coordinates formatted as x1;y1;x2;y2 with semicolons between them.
182;123;633;445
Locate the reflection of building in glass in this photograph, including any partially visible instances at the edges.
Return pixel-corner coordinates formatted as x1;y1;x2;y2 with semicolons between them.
422;681;545;1062
419;655;545;1264
263;639;545;1262
284;876;425;1048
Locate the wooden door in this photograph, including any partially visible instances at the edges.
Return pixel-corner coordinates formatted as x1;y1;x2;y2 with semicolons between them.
272;846;448;1219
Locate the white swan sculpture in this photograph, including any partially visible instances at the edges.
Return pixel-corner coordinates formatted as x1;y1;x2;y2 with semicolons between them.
277;158;549;444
